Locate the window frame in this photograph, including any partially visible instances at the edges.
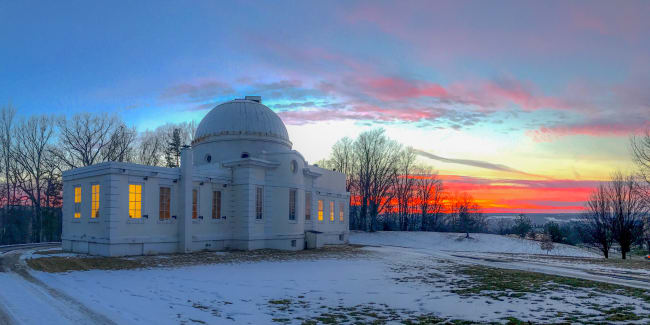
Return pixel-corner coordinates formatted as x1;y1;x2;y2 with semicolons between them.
288;188;296;221
128;184;143;219
91;184;100;219
305;191;312;221
339;202;344;222
74;185;82;219
255;186;263;219
192;188;199;219
329;201;334;222
317;199;323;222
212;190;221;219
159;186;171;220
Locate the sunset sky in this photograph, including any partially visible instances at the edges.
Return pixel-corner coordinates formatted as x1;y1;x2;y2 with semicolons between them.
1;1;648;213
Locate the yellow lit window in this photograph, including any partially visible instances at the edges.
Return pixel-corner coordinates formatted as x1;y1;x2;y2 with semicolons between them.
74;186;81;218
129;184;142;219
339;203;344;222
318;200;323;221
91;185;100;218
159;187;170;220
192;189;198;219
329;201;334;221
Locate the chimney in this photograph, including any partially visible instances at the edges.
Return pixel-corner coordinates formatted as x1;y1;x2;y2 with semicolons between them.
245;96;262;103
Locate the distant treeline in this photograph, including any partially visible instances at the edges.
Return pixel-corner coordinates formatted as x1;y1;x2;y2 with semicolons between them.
0;206;61;245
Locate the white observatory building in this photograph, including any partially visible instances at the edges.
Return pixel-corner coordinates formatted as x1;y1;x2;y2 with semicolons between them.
62;96;349;256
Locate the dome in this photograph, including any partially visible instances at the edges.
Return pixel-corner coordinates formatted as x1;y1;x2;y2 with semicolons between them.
193;97;291;147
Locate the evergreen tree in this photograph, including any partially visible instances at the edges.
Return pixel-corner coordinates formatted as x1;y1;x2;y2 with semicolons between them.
513;214;532;238
165;128;182;168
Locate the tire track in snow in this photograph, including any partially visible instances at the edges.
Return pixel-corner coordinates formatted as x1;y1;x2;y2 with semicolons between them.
0;249;118;325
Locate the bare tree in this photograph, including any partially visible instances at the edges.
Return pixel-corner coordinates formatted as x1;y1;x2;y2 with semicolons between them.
354;129;401;231
53;113;120;168
135;129;166;166
12;115;55;242
582;183;614;258
413;166;444;231
394;147;417;231
180;120;196;145
0;104;16;243
101;123;136;162
631;129;650;199
643;215;650;255
540;234;555;254
448;192;485;238
608;171;647;259
631;130;650;254
327;137;356;193
0;104;16;208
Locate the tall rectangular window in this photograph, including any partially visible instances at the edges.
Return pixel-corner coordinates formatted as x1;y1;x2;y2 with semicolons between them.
329;201;334;221
305;192;312;220
289;189;296;220
129;184;142;219
159;187;170;220
318;200;323;221
91;184;100;218
74;186;81;219
192;189;198;219
339;202;344;222
255;187;263;219
212;191;221;219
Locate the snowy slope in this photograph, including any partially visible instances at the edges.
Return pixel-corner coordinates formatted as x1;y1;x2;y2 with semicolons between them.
350;231;599;257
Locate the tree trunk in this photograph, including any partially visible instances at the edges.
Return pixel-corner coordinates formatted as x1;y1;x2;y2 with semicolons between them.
37;204;43;243
360;199;368;232
26;210;32;243
602;248;609;259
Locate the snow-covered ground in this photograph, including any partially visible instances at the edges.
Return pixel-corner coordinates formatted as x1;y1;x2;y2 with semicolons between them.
350;231;598;257
1;232;649;324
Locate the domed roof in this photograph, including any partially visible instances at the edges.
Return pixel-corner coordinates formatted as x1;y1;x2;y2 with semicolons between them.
193;97;291;147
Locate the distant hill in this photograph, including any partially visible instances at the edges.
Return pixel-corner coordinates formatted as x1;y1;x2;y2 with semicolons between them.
485;213;584;227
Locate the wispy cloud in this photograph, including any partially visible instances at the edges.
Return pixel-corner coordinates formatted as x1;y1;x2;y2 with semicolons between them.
160;80;235;104
414;149;552;179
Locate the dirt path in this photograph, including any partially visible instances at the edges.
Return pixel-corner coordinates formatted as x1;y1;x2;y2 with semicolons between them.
0;248;117;325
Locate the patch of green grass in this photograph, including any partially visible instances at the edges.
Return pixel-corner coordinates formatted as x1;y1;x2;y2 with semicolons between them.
453;265;650;304
269;299;292;305
500;317;528;325
27;245;371;273
272;318;291;323
598;305;643;322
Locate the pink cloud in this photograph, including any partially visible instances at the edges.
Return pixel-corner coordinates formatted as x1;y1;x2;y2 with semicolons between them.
448;79;568;110
528;120;650;142
278;105;445;125
319;74;568;111
356;77;448;101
